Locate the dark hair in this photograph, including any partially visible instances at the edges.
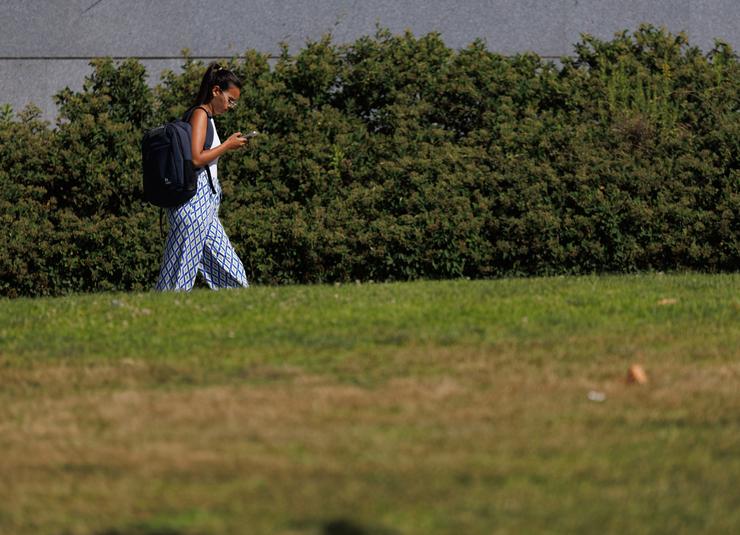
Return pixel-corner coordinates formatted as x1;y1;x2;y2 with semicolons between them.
193;62;242;106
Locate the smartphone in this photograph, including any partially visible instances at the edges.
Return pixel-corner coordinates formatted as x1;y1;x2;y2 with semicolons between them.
239;130;259;140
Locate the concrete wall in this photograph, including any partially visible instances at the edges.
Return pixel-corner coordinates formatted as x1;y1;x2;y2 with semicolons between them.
2;0;738;123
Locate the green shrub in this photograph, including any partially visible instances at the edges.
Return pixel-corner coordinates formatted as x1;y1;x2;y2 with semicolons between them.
1;25;738;296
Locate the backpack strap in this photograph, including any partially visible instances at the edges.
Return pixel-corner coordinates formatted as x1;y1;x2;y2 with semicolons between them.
182;105;214;148
182;105;216;194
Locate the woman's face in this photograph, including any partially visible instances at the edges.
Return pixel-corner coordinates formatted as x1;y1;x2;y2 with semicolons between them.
211;84;240;115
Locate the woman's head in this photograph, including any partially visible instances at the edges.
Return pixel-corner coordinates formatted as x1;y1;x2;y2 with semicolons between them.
193;62;242;115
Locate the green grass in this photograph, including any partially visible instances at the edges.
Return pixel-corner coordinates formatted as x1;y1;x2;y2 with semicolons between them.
1;273;739;535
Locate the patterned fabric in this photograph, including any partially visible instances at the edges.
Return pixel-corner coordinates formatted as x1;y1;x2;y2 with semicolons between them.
155;170;248;291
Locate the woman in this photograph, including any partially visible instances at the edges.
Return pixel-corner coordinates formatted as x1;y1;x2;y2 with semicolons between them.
156;62;250;291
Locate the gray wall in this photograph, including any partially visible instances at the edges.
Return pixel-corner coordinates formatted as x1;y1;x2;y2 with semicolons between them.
2;0;738;123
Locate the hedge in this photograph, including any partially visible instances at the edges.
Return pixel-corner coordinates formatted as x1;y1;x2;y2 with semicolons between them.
1;24;738;297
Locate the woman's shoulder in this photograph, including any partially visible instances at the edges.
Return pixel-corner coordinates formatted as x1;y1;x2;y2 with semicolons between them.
187;109;212;132
191;106;211;119
183;105;211;122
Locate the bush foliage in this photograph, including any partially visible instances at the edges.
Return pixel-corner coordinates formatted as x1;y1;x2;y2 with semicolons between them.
1;25;738;297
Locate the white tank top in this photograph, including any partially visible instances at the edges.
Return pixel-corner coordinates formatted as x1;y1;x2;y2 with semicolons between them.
207;116;221;183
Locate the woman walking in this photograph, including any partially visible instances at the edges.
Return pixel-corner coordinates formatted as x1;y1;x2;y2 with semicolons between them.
156;62;250;291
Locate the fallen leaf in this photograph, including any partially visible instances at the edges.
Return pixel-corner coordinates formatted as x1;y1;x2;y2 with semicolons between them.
627;364;648;385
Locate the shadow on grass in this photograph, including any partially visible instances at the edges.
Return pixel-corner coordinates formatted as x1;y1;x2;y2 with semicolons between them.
323;518;399;535
92;528;184;535
87;519;395;535
323;519;367;535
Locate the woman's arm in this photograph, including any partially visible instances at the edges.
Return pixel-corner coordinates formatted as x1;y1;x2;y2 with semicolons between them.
190;108;247;168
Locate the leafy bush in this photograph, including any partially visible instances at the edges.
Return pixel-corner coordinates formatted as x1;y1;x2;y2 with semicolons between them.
1;25;738;297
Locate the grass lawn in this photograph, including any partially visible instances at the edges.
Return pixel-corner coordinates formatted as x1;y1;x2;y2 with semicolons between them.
1;273;739;535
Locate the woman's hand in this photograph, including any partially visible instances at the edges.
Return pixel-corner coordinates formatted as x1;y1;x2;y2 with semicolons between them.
225;132;249;151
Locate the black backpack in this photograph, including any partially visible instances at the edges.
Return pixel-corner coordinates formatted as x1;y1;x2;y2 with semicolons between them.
141;104;217;208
